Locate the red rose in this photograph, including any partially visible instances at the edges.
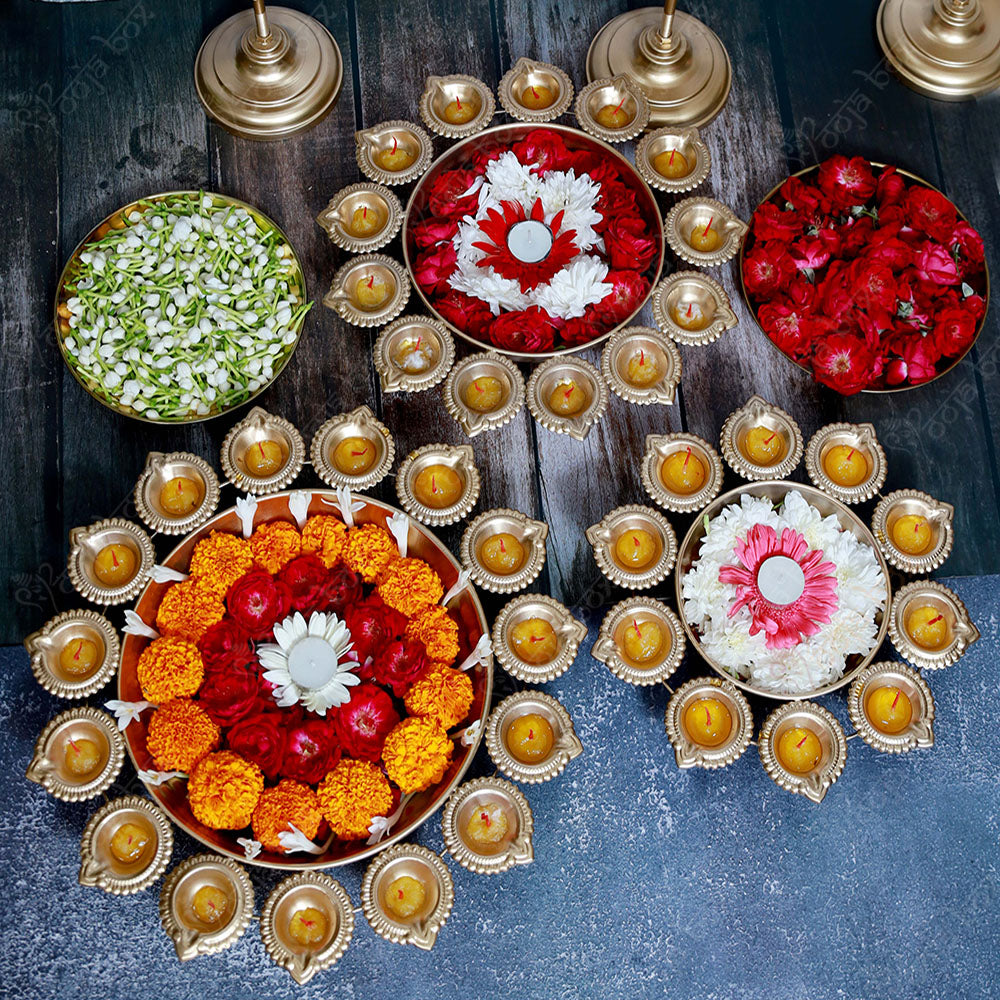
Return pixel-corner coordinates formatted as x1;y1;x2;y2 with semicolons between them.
282;720;339;785
469;143;505;171
603;215;657;271
849;259;898;314
950;221;985;275
751;202;803;243
414;242;458;296
198;664;261;727
511;129;573;173
374;638;429;698
838;216;875;257
434;289;494;337
227;569;290;640
817;260;856;322
345;597;408;662
334;683;400;762
906;187;958;242
594;180;639;231
875;166;907;207
594;270;650;325
817;155;876;209
559;315;603;346
864;235;913;271
428;169;481;217
759;301;819;361
279;555;330;614
227;711;286;780
322;565;363;616
915;244;960;285
886;337;940;385
742;242;797;298
489;307;558;353
197;620;255;672
411;216;459;249
788;235;831;272
811;332;878;395
932;305;976;358
779;175;823;215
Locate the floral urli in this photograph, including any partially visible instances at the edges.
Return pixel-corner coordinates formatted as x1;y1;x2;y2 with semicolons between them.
742;155;986;393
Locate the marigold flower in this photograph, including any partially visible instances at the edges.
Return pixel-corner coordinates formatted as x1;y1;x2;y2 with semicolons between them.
376;558;443;618
381;716;454;794
146;698;220;771
300;515;348;569
188;531;254;596
155;578;226;642
316;758;393;840
187;750;264;830
136;636;205;702
249;520;302;575
403;664;474;730
251;778;324;852
343;524;399;583
405;604;460;664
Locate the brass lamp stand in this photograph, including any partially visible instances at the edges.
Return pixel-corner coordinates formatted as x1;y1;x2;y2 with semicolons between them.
194;1;344;140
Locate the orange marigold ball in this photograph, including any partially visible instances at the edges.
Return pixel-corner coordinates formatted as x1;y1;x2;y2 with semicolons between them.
376;558;443;617
316;759;393;840
155;579;226;642
249;520;302;575
300;515;349;569
136;636;205;702
381;716;454;794
188;531;254;596
343;524;400;583
146;698;220;771
251;779;324;852
403;664;474;730
405;604;460;664
187;750;264;830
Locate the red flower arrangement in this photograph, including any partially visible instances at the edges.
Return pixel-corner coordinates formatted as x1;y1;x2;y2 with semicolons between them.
742;155;987;393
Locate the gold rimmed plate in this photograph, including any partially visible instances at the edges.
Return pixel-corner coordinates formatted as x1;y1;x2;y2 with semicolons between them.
593;596;685;687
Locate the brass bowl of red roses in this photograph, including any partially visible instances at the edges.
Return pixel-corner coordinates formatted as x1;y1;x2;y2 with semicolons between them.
403;122;665;360
739;155;989;394
118;492;493;869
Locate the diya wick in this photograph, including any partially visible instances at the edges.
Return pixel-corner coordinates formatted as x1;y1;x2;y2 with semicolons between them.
220;407;305;495
593;596;685;687
758;701;847;804
664;677;753;769
847;661;935;755
441;777;534;875
485;690;583;784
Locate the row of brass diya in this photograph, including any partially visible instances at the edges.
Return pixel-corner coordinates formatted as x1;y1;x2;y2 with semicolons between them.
586;395;978;803
23;407;585;982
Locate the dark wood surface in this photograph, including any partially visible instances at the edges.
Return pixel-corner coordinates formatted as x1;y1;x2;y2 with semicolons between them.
3;0;998;644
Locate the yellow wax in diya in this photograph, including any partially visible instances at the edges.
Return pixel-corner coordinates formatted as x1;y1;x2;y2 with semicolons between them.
660;447;706;495
823;445;868;487
776;727;821;774
479;533;525;575
392;336;434;373
442;95;479;125
906;605;949;650
110;822;150;864
622;618;664;663
332;436;376;475
245;439;284;477
653;148;689;179
192;885;229;925
743;426;784;466
866;686;913;735
349;205;383;237
506;713;555;764
355;274;390;310
384;876;426;919
376;138;415;172
64;737;102;776
520;84;555;110
614;528;657;570
625;349;659;387
465;802;509;846
464;376;504;413
59;637;99;676
891;514;932;555
93;543;136;587
412;464;463;509
548;378;588;416
288;906;328;944
595;101;631;129
683;698;732;748
688;218;720;252
159;476;201;516
509;617;559;664
672;300;707;331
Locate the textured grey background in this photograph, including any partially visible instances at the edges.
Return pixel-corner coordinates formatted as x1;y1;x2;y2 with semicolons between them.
2;576;998;1000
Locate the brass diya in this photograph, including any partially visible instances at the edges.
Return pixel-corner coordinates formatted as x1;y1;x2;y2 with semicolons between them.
310;404;395;491
664;676;753;769
419;73;496;138
260;872;354;982
316;182;403;253
361;844;454;950
26;706;125;802
641;432;723;513
159;853;254;961
441;776;534;875
600;326;682;406
719;395;804;482
574;74;651;143
635;125;711;193
220;406;305;495
356;120;434;186
758;701;847;803
67;517;155;605
651;270;738;346
586;504;678;590
25;609;119;700
804;422;887;505
593;596;685;687
872;489;954;573
395;443;481;527
133;451;221;535
79;795;173;895
665;196;747;267
460;508;549;594
888;579;980;670
525;355;609;441
485;690;583;784
491;594;588;684
373;314;456;393
497;57;574;123
848;661;935;755
324;253;411;328
443;352;526;437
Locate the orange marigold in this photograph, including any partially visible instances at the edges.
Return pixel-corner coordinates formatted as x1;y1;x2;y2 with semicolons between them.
249;520;302;574
155;578;226;642
146;698;220;772
188;531;254;596
316;759;393;840
300;515;349;569
403;664;474;730
136;636;205;702
187;750;263;830
251;778;324;852
344;524;399;583
381;716;453;794
405;604;460;665
376;557;443;617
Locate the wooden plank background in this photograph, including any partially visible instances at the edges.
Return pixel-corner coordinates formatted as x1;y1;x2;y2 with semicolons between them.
3;0;998;643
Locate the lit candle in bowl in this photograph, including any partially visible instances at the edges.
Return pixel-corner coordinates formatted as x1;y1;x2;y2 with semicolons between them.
492;593;587;684
586;504;677;591
664;677;753;769
325;253;410;328
485;690;582;784
396;443;481;527
221;406;305;495
460;507;548;594
575;74;650;142
25;609;120;700
758;701;847;803
641;432;723;514
356;121;433;185
373;315;456;394
526;356;608;441
720;395;803;481
636;126;712;194
652;271;738;347
601;327;682;406
442;777;534;875
805;422;886;504
419;74;494;138
888;579;980;670
848;661;935;754
872;490;954;574
311;405;395;491
67;517;155;604
316;183;403;253
443;352;526;437
665;197;747;267
498;58;574;123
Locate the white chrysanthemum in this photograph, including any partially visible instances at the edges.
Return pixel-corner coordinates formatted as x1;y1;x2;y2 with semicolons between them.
531;255;611;319
480;152;541;208
449;263;529;314
536;169;603;251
